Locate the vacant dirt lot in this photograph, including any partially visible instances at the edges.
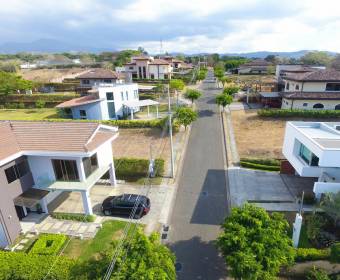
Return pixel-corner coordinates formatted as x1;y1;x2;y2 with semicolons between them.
112;128;170;160
20;68;86;83
231;109;286;159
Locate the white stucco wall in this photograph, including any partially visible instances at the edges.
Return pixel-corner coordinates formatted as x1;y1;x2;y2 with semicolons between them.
71;102;105;120
281;98;340;110
94;141;114;168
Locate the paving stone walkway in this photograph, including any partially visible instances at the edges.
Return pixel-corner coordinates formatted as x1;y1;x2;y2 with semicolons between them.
33;216;101;238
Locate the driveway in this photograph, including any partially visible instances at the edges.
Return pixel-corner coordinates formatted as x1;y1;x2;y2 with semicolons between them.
167;70;229;280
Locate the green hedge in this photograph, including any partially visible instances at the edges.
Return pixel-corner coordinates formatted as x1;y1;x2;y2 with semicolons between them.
330;242;340;262
295;248;330;262
240;157;280;166
0;251;74;280
258;109;340;118
240;161;280;171
114;158;165;180
139;93;158;100
51;212;95;222
29;233;67;256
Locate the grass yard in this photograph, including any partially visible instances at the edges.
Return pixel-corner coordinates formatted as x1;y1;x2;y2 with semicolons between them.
0;108;59;120
63;220;130;261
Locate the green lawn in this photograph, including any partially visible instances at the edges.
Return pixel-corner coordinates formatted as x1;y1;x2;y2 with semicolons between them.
0;108;59;120
63;220;131;261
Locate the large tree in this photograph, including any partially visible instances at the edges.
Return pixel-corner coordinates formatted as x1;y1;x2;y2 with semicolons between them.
300;51;333;66
185;89;202;104
175;107;198;129
217;204;295;280
0;71;33;95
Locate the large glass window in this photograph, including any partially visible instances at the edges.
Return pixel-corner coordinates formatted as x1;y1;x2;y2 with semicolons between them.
4;159;30;184
79;110;87;119
106;92;114;100
326;83;340;91
107;101;116;118
52;159;79;181
82;154;98;178
299;144;319;166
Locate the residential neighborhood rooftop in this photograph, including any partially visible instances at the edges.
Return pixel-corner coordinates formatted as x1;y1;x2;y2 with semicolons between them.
0;121;118;163
281;91;340;100
284;69;340;82
77;68;121;79
56;95;103;108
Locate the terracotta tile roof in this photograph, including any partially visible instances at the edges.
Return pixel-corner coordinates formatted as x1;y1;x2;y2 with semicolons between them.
241;59;271;67
149;58;171;65
56;95;103;108
77;69;120;79
0;121;117;163
281;91;340;100
284;69;340;82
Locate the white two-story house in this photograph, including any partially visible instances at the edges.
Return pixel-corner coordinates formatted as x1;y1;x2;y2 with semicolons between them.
0;121;118;248
124;56;172;80
283;121;340;200
281;69;340;110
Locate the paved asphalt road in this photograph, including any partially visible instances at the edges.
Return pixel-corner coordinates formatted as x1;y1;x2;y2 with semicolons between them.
168;70;229;280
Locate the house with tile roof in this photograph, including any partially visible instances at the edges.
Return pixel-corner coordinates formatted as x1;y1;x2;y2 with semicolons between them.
281;69;340;110
238;59;272;74
124;56;172;80
0;121;118;248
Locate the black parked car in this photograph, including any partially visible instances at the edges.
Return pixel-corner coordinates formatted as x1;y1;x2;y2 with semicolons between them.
102;194;151;219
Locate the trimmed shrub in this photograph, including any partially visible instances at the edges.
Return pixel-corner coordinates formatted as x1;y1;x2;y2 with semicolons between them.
18;102;25;109
305;266;330;280
139;93;158;100
295;248;330;262
114;158;165;180
240;161;280;171
330;242;340;262
240;157;280;166
35;100;46;108
51;212;95;222
0;251;74;280
29;233;67;255
258;109;340;118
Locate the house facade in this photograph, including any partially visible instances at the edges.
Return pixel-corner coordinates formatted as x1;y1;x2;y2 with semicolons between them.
0;121;118;248
238;59;272;74
281;69;340;110
57;83;140;120
124;56;172;80
283;121;340;200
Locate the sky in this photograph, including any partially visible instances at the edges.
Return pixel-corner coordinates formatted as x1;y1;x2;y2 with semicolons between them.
0;0;340;54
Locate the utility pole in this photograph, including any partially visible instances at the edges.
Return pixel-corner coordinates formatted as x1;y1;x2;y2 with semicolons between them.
167;85;175;178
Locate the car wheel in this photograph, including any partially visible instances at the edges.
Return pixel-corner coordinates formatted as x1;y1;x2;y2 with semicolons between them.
104;210;111;216
134;212;142;219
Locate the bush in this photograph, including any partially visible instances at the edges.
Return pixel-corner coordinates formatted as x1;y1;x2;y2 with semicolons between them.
305;266;330;280
258;109;340;118
114;158;165;180
240;157;280;166
306;214;326;241
295;248;330;262
240;161;280;171
0;251;75;280
18;102;25;109
139;93;157;100
35;100;46;108
29;233;67;255
330;242;340;262
51;212;95;222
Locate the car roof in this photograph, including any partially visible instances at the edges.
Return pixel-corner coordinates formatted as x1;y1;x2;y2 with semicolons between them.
118;194;147;202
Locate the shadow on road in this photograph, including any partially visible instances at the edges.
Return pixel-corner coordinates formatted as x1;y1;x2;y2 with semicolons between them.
199;109;215;117
190;169;228;226
169;236;227;280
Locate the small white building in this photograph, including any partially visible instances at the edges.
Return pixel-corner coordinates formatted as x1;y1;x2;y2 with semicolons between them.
124;56;172;80
281;69;340;110
283;121;340;199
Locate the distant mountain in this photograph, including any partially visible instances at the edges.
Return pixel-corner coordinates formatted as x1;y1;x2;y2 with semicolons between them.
0;38;114;54
221;50;338;59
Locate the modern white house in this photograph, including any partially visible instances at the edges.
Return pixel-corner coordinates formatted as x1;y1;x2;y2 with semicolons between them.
124;56;172;80
0;121;118;248
281;69;340;110
283;121;340;200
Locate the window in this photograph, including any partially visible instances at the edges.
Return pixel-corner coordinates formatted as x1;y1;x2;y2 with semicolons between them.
82;79;90;85
52;160;79;181
107;101;116;119
103;79;112;83
164;74;168;79
313;103;324;109
125;91;128;100
295;84;300;90
299;144;319;166
82;154;98;178
335;104;340;110
303;103;308;107
286;82;290;90
4;159;30;184
121;92;124;101
79;110;87;119
326;83;340;91
134;90;138;99
150;74;155;79
129;66;134;70
106;92;114;100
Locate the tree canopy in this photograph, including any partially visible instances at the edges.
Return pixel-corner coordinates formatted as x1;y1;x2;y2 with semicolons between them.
300;51;333;66
215;93;233;108
217;204;295;280
185;89;202;104
0;71;34;95
169;79;185;91
175;107;198;129
223;85;239;95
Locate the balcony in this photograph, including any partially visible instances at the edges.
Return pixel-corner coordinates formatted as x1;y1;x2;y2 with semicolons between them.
313;171;340;196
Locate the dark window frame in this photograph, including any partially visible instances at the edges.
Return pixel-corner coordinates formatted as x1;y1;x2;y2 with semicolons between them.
4;159;30;184
82;153;98;178
52;159;79;182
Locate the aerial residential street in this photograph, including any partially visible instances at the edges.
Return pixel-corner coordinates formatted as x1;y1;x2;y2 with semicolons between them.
168;70;229;279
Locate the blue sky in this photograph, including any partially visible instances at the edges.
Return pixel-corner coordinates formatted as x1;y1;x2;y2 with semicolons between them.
0;0;340;53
